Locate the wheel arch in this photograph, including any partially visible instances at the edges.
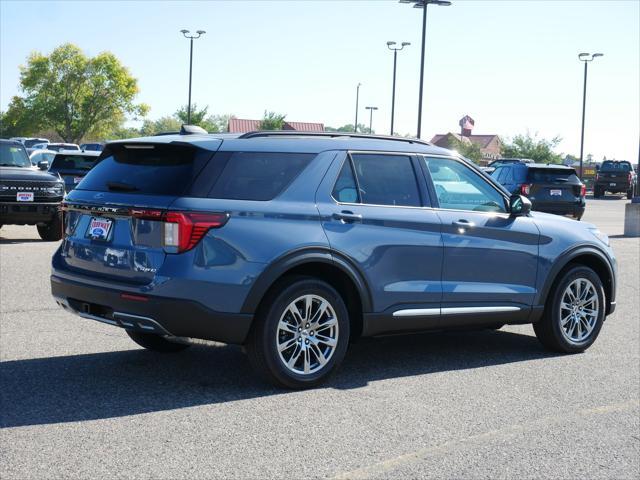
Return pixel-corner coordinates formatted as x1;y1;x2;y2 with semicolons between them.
241;248;372;339
539;246;615;315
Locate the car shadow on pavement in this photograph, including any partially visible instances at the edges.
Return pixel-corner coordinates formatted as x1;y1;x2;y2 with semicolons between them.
0;237;49;244
0;329;558;428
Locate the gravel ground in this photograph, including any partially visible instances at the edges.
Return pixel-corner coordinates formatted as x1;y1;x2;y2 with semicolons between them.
1;196;638;479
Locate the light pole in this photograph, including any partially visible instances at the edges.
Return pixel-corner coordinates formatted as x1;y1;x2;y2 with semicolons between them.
354;83;362;133
399;0;451;138
180;29;206;125
387;41;411;135
578;52;603;180
365;106;378;134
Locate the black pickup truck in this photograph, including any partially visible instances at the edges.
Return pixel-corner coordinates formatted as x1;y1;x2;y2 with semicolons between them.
593;160;637;199
0;139;65;240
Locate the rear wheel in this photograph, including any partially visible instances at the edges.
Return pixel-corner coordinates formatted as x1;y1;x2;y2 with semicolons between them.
534;265;605;353
37;212;63;241
627;187;634;199
126;330;191;352
246;277;350;389
593;186;602;198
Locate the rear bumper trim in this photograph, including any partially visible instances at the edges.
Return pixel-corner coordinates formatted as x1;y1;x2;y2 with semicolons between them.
51;274;253;344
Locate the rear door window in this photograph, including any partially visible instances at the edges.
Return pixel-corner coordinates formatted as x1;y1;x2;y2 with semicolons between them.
207;152;314;201
349;153;422;207
78;143;211;196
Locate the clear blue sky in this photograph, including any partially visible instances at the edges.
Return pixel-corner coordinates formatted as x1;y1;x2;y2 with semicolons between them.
1;0;638;161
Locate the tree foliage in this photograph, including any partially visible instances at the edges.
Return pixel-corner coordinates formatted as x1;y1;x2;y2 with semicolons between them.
445;135;483;163
500;132;563;164
257;111;286;130
325;123;368;133
2;43;148;143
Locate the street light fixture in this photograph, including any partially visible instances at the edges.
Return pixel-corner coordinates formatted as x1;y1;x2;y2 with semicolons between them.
354;83;362;133
399;0;452;139
578;52;603;179
387;41;411;135
365;106;378;134
181;29;206;125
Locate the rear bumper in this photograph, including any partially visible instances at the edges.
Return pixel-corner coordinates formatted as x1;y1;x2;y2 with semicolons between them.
532;201;585;218
51;274;253;344
0;202;60;225
594;182;631;193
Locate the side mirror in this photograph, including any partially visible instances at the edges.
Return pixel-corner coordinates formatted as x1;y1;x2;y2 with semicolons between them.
37;160;49;170
509;194;532;216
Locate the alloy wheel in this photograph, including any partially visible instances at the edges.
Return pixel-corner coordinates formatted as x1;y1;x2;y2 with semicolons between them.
276;294;339;375
559;278;599;344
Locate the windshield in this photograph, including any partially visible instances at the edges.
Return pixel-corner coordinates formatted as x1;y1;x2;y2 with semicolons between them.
600;161;631;172
50;154;99;171
24;139;47;148
29;151;57;165
0;143;31;168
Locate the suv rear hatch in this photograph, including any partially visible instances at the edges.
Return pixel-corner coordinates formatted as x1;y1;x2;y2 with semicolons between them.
49;153;100;192
526;167;584;204
59;141;221;285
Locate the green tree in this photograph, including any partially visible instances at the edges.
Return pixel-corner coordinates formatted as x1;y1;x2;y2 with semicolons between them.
500;132;563;164
446;135;483;163
325;123;367;133
257;111;286;130
139;116;182;136
2;44;147;143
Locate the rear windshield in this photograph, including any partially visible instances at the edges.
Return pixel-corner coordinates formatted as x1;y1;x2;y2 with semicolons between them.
50;154;99;171
600;161;631;172
528;168;578;183
206;152;314;201
0;143;31;168
78;144;210;196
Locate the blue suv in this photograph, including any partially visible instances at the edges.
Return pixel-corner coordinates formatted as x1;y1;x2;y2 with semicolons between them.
51;130;617;388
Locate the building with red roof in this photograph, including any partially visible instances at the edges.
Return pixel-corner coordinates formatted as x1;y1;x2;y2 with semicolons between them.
228;118;324;134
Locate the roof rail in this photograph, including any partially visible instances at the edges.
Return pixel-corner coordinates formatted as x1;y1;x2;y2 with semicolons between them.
238;130;432;146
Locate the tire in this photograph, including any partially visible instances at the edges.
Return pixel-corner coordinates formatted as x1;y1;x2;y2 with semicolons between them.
37;212;63;241
126;330;191;352
593;187;601;198
533;265;605;353
246;276;350;389
627;188;633;200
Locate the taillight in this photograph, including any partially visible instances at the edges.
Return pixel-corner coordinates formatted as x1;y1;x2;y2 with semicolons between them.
520;184;530;195
163;211;229;253
629;173;633;183
580;184;586;197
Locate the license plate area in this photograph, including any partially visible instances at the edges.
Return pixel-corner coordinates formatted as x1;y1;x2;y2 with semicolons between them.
550;189;562;196
16;192;34;202
86;217;113;241
610;182;616;186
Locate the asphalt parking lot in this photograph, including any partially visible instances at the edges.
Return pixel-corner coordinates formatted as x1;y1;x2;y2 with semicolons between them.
1;197;638;479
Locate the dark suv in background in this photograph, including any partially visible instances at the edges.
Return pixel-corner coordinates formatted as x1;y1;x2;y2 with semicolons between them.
491;162;586;219
593;160;637;199
51;131;616;388
0;139;65;240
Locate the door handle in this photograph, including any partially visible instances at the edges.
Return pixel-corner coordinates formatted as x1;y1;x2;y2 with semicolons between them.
452;219;475;232
333;211;362;223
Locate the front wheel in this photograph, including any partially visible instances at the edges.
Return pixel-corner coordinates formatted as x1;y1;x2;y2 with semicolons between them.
533;265;605;353
246;277;350;389
37;212;63;241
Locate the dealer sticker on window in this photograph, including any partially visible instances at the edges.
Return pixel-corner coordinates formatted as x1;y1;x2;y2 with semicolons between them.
86;217;113;241
16;192;34;202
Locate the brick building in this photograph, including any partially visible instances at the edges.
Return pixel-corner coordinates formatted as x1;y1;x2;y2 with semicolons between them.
431;115;502;165
228;118;324;133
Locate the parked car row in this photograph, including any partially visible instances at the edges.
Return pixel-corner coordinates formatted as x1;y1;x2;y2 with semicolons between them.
10;137;104;153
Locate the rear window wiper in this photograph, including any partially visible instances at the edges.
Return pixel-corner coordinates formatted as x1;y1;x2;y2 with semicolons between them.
106;181;139;192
